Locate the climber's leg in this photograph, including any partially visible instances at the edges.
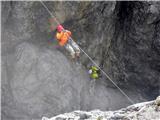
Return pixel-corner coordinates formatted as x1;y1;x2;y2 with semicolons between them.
64;43;76;59
89;78;96;94
69;38;80;57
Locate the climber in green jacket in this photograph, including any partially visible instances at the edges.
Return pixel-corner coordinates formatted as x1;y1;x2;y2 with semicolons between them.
88;66;100;80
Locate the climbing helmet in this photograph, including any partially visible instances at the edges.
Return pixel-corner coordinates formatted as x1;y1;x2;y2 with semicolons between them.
57;25;64;32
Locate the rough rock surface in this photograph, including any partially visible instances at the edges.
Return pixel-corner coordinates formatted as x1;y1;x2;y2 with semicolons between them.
1;1;160;120
69;1;160;98
42;96;160;120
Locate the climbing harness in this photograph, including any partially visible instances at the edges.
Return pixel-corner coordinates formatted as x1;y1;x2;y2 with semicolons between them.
40;1;135;104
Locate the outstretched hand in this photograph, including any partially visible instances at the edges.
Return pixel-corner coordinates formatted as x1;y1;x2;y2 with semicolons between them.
49;18;55;24
49;18;56;31
50;25;55;31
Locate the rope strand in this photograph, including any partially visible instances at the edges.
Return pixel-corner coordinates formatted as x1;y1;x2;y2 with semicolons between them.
40;1;59;25
40;0;135;104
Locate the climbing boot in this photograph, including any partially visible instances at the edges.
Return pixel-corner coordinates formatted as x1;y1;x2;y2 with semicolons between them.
75;52;80;58
71;54;76;59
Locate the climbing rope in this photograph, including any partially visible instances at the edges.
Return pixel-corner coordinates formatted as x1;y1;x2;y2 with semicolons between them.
40;1;135;104
40;1;59;25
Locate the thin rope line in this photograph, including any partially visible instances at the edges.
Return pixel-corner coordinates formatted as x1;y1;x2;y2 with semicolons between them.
77;45;134;104
40;0;60;25
40;1;135;104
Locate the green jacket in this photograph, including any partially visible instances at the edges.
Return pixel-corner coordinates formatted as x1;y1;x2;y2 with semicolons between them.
90;66;99;79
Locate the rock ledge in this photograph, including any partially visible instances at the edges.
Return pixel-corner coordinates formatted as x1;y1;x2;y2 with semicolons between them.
42;96;160;120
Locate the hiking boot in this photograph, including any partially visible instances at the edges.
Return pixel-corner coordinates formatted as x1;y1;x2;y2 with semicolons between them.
76;52;80;57
71;54;76;59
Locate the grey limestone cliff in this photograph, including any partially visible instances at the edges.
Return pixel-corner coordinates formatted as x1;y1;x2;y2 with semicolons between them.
1;1;160;120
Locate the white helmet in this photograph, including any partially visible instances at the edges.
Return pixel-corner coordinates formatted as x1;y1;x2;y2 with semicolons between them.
88;69;92;74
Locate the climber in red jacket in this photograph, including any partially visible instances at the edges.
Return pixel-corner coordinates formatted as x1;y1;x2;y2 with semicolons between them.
49;18;80;59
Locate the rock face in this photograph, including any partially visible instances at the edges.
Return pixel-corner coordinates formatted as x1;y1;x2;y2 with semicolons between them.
42;97;160;120
69;1;160;98
1;1;160;120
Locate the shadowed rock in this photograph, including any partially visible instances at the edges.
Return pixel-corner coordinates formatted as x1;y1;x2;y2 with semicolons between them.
1;1;160;120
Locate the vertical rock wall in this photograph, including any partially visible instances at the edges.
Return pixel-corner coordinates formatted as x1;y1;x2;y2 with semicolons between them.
1;1;160;120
